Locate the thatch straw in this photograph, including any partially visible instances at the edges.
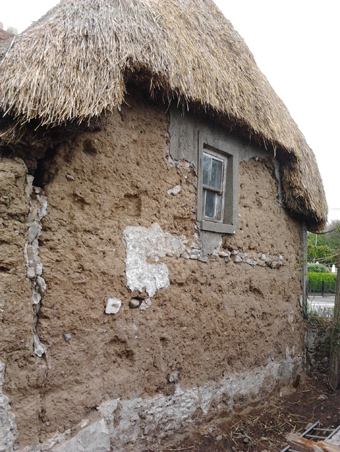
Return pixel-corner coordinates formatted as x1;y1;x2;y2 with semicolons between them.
0;0;327;228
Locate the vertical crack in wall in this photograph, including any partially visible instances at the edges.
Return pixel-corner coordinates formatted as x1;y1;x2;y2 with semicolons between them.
274;158;284;207
24;175;48;358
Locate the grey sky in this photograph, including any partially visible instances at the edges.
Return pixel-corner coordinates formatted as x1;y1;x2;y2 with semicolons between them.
2;0;339;223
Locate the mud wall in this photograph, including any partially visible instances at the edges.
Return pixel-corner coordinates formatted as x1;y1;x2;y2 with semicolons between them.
0;91;304;451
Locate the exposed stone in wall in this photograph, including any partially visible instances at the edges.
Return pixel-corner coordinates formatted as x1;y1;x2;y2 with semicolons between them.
24;176;48;357
0;361;18;452
0;157;45;446
17;352;301;452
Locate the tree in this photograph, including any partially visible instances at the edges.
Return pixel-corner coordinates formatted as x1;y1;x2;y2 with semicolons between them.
307;221;340;265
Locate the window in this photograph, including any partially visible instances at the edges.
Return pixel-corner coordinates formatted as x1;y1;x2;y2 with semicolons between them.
197;134;239;234
202;151;226;221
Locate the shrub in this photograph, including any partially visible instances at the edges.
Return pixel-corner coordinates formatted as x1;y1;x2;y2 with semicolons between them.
307;272;337;292
307;263;328;273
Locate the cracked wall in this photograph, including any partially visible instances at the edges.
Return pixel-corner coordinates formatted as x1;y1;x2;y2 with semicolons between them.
0;89;305;450
24;175;48;358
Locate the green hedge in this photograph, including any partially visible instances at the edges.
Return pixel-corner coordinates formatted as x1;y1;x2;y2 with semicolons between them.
307;272;337;292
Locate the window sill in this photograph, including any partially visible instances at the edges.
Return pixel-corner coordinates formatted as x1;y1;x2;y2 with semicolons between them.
199;220;237;234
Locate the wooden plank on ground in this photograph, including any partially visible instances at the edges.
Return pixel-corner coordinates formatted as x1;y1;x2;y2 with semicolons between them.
287;433;340;452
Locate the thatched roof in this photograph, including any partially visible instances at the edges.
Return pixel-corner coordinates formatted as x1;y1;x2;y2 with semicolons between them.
0;0;327;229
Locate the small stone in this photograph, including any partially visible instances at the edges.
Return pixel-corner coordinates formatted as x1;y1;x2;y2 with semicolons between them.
168;371;179;383
105;298;122;314
25;175;34;197
190;249;200;256
234;255;242;263
243;437;249;444
140;298;152;311
35;262;43;276
171;238;182;250
246;258;256;266
219;251;229;258
181;252;190;259
225;255;231;263
190;255;198;260
231;250;238;255
28;222;40;243
66;174;75;181
261;254;266;261
27;244;35;262
37;276;46;293
167;185;181;196
63;333;72;342
216;435;223;441
33;334;45;357
27;267;36;279
39;196;48;219
198;255;208;263
129;298;141;309
14;230;19;235
32;290;41;305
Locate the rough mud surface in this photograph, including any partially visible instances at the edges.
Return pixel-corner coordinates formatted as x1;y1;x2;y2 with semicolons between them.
1;90;304;449
154;370;340;452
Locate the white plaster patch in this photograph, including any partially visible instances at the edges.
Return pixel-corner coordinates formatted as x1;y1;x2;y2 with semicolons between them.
0;361;18;451
123;223;176;297
105;298;121;314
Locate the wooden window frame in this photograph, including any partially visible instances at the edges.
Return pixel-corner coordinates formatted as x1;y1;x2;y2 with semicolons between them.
197;133;239;234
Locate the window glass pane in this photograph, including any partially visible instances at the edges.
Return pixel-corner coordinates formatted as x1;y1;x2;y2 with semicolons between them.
204;189;216;218
211;158;222;189
203;155;211;186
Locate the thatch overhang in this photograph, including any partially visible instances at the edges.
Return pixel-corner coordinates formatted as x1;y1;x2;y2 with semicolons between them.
0;0;327;230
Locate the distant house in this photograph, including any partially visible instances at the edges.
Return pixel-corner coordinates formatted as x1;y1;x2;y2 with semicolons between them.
0;1;327;451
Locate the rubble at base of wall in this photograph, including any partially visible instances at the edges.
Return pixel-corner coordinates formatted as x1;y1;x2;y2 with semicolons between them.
21;352;302;452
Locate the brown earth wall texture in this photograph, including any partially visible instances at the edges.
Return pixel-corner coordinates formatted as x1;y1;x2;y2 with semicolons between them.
0;92;304;448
